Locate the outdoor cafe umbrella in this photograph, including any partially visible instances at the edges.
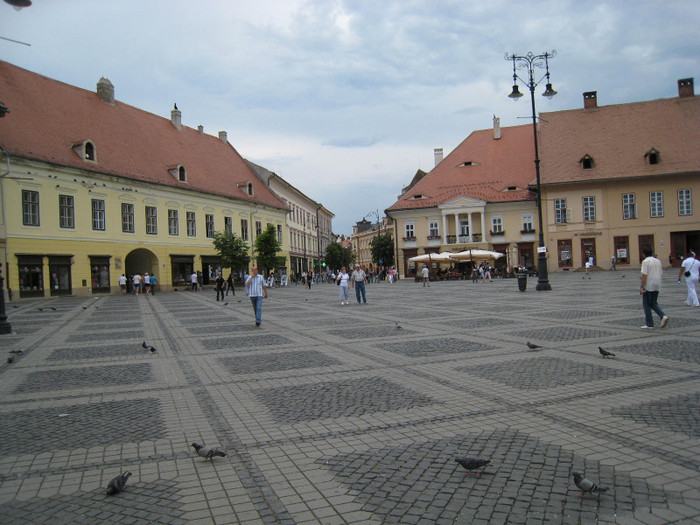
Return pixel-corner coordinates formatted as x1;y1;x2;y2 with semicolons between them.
449;249;505;262
408;252;455;263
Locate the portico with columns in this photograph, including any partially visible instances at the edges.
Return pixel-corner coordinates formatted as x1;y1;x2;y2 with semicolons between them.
439;197;488;246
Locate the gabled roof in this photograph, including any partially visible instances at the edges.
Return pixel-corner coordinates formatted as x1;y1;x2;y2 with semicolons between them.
0;60;286;209
387;124;535;212
539;95;700;185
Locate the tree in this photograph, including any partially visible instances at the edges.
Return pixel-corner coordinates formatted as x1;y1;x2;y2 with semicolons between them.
325;242;354;271
254;224;284;274
370;232;394;267
212;230;250;275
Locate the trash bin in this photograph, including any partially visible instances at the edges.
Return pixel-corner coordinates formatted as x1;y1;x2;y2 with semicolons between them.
517;273;527;292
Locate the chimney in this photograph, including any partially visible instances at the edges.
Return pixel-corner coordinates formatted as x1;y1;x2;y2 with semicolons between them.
171;105;182;131
493;115;501;140
583;91;598;109
218;131;228;143
96;77;114;105
678;78;694;98
434;148;443;167
197;125;204;135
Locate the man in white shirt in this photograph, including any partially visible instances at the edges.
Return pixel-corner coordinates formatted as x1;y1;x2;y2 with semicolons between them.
640;247;669;329
677;250;699;307
421;265;430;287
245;267;268;326
351;264;368;304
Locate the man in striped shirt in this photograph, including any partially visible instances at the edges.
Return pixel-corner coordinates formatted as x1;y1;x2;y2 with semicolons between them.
245;267;268;326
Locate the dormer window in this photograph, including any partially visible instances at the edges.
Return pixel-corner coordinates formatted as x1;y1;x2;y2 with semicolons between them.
71;139;97;163
645;148;660;165
247;182;254;196
579;154;594;170
167;164;187;182
410;195;426;200
459;161;480;167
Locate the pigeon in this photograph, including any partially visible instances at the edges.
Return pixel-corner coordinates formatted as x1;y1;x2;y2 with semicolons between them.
223;302;228;306
6;357;13;364
455;457;491;474
141;341;157;353
49;307;56;311
191;442;227;461
572;471;608;496
106;471;132;496
598;346;615;358
526;341;542;350
395;322;402;330
82;306;87;310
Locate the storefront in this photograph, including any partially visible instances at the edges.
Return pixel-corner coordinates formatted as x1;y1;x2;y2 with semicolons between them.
89;255;111;294
48;255;72;296
17;255;44;298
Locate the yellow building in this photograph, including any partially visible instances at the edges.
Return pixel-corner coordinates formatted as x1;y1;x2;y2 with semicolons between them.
0;61;288;299
539;80;699;272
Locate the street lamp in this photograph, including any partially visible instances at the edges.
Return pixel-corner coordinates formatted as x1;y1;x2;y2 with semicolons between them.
505;50;556;291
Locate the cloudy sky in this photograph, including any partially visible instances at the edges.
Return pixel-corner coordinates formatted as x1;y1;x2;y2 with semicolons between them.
2;0;698;234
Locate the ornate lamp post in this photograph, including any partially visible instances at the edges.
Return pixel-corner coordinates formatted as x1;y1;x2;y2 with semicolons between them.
505;50;557;291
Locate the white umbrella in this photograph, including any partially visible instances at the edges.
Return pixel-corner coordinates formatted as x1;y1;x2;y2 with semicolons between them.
408;252;455;263
449;249;505;262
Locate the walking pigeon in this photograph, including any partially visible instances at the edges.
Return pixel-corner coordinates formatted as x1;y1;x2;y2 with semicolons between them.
106;471;132;495
142;341;157;353
455;457;491;474
526;341;542;350
191;442;227;461
572;472;608;496
598;346;615;358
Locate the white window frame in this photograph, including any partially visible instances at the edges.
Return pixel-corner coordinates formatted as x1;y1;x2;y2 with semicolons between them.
428;220;439;237
168;209;179;236
650;191;664;218
186;211;196;237
491;215;503;233
205;214;215;238
554;199;567;224
678;189;692;216
59;194;74;229
145;206;158;235
622;193;636;219
121;203;134;233
521;213;534;232
91;199;105;231
404;222;415;239
583;196;596;222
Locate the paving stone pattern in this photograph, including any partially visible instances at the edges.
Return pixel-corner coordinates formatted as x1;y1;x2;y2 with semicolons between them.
1;271;699;524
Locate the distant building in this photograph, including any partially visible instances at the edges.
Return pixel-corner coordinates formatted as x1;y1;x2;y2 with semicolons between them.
0;60;288;299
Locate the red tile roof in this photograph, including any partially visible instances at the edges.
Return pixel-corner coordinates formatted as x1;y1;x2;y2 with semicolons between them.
387;124;536;211
539;95;700;185
0;61;286;209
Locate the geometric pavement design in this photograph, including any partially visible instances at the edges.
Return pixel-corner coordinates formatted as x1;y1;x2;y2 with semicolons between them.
0;399;165;456
507;326;619;343
610;392;700;438
201;334;294;350
14;364;153;393
0;479;185;525
327;326;416;340
219;349;341;374
255;376;435;423
66;330;145;343
605;339;700;364
457;357;634;390
47;344;153;361
317;429;681;524
376;337;499;358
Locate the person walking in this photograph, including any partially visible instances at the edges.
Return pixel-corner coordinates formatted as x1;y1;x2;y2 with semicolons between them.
677;250;699;307
610;255;617;271
132;272;142;295
225;273;234;296
149;274;157;295
337;266;349;305
351;264;368;304
119;274;127;295
245;267;268;326
421;264;430;287
215;273;226;301
640;246;669;330
190;271;198;292
143;272;151;295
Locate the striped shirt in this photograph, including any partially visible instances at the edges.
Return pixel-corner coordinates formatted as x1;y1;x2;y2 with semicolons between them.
246;274;266;297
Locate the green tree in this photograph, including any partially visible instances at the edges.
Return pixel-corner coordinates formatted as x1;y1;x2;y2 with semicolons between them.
212;230;250;274
370;233;394;267
254;224;284;274
325;242;354;271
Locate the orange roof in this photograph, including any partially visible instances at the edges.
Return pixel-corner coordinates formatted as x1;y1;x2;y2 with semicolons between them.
387;124;536;211
539;95;700;185
0;61;286;209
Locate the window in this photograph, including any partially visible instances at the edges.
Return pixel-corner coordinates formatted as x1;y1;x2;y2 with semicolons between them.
459;219;469;236
428;220;439;237
583;196;596;222
404;223;415;239
614;236;630;264
650;191;663;218
122;203;134;233
277;224;283;243
521;214;534;232
224;216;232;234
22;190;40;226
645;148;660;165
145;206;157;234
554;199;567;224
186;211;196;237
178;166;186;182
622;193;637;219
205;214;215;238
678;189;692;216
580;155;594;170
59;195;74;229
247;182;254;196
491;216;503;234
84;141;96;161
91;199;105;231
241;219;249;241
168;209;179;235
255;220;262;236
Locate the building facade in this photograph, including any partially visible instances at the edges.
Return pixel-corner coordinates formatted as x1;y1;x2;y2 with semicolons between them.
246;160;334;277
351;216;394;272
0;61;288;300
539;79;699;272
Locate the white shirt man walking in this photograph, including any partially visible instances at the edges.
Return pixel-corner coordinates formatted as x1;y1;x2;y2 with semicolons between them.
640;247;669;330
246;267;268;326
421;265;430;287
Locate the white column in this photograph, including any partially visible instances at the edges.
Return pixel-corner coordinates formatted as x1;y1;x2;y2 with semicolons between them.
480;211;486;242
442;214;448;245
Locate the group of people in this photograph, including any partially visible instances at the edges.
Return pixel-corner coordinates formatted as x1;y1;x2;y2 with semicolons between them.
335;264;369;305
119;273;157;295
